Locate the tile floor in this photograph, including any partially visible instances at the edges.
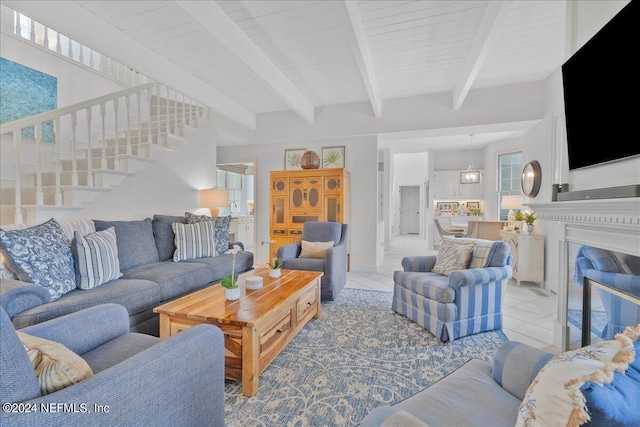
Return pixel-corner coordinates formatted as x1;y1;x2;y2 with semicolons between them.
346;234;560;354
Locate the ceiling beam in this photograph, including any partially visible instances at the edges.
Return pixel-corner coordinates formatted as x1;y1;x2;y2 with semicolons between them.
452;1;513;111
177;1;315;124
338;1;382;118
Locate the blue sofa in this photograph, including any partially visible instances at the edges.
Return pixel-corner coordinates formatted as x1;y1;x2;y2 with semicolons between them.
393;237;512;341
0;214;253;336
0;303;225;427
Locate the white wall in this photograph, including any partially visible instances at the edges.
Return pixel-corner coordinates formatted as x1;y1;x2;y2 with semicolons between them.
217;136;379;272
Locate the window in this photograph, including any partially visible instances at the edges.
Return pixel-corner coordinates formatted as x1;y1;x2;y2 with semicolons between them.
498;152;522;220
216;170;242;215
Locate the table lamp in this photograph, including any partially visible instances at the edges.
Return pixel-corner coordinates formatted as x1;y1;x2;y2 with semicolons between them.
501;195;523;230
199;188;229;217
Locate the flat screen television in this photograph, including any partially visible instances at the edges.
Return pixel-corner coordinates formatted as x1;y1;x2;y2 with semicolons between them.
561;0;639;171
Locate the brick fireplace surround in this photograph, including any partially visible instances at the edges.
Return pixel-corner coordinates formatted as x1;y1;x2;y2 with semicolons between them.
532;197;640;351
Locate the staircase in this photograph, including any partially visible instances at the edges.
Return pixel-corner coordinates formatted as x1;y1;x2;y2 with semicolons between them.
0;83;210;225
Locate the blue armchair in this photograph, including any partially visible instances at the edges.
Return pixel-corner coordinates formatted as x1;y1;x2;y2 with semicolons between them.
574;245;640;339
277;221;348;301
393;237;513;341
0;304;225;427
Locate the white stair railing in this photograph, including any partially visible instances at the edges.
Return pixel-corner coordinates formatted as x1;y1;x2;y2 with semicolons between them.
0;82;210;224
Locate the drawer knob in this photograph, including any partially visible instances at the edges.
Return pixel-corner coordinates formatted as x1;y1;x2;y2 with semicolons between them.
276;329;283;333
307;301;312;305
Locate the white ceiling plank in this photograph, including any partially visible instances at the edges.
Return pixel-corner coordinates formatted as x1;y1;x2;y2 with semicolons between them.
177;0;315;123
452;1;513;111
338;1;382;118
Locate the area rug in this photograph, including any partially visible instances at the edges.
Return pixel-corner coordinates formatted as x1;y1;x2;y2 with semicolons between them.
224;288;508;427
567;308;608;338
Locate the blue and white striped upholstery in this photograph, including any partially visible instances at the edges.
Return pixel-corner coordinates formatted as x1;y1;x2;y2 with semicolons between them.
574;245;640;339
393;239;512;341
72;227;122;289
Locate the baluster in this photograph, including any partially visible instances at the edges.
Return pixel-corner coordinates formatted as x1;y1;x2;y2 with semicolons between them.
113;98;120;171
182;94;186;126
89;50;94;69
188;97;193;126
67;38;72;59
85;107;94;187
100;102;107;169
71;112;78;186
147;88;153;145
43;27;49;50
79;45;85;64
13;130;23;224
15;12;20;36
56;33;61;54
29;17;35;42
125;94;132;156
174;89;178;134
156;85;161;142
34;123;43;205
53;117;62;206
165;86;170;135
136;91;142;154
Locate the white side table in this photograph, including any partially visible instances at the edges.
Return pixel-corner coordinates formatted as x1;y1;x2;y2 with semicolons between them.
499;230;545;288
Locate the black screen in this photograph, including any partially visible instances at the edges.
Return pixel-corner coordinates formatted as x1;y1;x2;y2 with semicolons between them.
561;0;639;170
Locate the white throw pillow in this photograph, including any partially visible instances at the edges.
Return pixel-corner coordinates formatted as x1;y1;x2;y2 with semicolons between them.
72;227;122;289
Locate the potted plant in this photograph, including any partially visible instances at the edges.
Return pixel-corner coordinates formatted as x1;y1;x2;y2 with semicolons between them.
221;245;243;300
268;257;283;278
523;212;536;234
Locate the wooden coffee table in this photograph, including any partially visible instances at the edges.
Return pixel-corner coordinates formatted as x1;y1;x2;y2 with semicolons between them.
153;268;323;396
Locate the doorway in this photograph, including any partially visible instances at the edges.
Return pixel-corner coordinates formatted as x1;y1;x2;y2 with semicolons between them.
399;186;420;235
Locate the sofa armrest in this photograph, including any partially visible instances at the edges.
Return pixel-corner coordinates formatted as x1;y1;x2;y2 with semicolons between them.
1;324;225;427
20;304;130;355
492;341;554;401
448;266;513;289
278;243;301;261
0;279;51;318
401;256;437;273
229;241;245;251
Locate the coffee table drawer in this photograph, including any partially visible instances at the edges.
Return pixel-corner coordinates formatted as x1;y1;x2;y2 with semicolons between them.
297;286;317;321
260;311;292;355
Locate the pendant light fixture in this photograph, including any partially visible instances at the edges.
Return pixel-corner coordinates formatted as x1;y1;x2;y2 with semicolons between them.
461;134;480;184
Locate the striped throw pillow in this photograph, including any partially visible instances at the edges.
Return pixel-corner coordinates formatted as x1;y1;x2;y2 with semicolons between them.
172;221;217;262
72;227;122;289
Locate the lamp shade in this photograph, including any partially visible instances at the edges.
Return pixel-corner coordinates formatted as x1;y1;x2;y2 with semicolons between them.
199;188;229;216
501;195;523;210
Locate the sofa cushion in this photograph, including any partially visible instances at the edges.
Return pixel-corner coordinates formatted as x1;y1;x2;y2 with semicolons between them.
183;251;254;283
152;214;187;262
517;325;640;427
81;332;160;374
122;261;212;301
0;218;76;300
432;238;476;276
300;240;334;258
94;219;159;270
172;221;217;262
393;271;455;303
283;257;325;273
10;279;161;329
185;212;231;255
359;359;521;427
71;227;122;289
17;331;93;395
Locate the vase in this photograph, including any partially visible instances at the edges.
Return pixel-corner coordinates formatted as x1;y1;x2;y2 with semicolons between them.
526;224;534;233
300;150;320;169
269;268;281;278
225;287;240;301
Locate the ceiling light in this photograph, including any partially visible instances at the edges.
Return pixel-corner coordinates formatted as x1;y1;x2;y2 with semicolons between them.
461;134;480;184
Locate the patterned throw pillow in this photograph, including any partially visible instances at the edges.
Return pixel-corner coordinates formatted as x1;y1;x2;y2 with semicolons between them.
185;212;231;255
71;227;122;289
17;331;94;395
0;218;76;300
516;325;640;427
300;240;334;258
172;221;217;262
432;238;476;276
469;240;496;268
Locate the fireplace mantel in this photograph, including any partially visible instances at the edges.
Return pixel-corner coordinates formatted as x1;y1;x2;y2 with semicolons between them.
527;197;640;350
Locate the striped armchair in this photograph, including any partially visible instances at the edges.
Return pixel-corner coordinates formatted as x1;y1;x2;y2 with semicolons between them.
393;237;512;341
574;246;640;339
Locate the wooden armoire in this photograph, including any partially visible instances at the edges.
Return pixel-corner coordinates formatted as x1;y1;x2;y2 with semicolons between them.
269;168;350;261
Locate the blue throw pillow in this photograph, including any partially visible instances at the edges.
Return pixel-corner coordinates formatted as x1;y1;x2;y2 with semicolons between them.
582;338;640;427
0;218;76;300
185;212;231;255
